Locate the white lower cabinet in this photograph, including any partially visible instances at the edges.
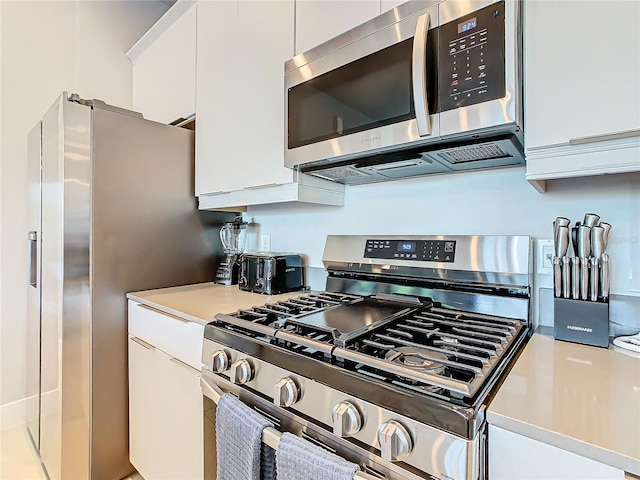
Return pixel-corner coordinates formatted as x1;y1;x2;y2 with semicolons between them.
488;425;625;480
128;301;203;480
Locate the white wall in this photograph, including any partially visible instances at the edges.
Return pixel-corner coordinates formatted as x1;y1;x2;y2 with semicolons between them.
246;167;640;331
0;0;168;421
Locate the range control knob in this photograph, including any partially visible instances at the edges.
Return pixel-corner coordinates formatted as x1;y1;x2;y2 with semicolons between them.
209;350;230;373
377;420;413;462
332;401;362;438
230;359;254;385
274;377;299;407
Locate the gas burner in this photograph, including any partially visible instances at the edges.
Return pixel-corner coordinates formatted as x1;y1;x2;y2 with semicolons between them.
436;336;460;351
385;347;447;375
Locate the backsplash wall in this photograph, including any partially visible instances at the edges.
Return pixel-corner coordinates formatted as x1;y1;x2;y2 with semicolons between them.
246;167;640;331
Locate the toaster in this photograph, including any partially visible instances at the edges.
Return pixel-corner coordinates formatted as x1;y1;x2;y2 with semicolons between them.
239;253;305;295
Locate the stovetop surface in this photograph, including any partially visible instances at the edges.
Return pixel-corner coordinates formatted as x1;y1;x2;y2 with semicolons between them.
206;290;527;405
204;235;532;439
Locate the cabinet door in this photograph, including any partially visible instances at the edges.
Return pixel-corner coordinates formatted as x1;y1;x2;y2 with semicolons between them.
195;0;295;196
295;0;380;54
488;426;624;480
525;1;640;150
131;4;196;124
129;336;203;480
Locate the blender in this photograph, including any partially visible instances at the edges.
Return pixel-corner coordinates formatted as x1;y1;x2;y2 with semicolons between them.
215;216;247;285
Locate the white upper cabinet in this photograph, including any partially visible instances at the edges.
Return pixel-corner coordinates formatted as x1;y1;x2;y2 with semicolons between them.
195;0;344;209
524;0;640;192
127;1;197;124
196;0;293;195
295;0;380;54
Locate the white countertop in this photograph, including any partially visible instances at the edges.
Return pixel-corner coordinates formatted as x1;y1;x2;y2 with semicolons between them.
487;331;640;475
127;282;307;325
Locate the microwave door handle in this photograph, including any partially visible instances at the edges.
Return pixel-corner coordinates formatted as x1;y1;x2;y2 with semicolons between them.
412;13;432;137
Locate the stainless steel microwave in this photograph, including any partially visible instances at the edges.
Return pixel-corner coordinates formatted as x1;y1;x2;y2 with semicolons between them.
284;0;523;184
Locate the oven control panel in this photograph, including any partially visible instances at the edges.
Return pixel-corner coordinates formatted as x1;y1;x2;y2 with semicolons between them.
364;239;456;262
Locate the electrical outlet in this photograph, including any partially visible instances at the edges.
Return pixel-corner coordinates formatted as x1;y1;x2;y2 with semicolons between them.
543;245;554;268
260;234;271;252
536;239;553;272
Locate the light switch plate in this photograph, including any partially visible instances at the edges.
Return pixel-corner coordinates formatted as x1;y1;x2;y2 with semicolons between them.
536;239;553;272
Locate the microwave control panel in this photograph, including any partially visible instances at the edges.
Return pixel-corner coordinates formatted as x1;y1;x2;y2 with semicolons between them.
364;239;456;262
438;1;506;112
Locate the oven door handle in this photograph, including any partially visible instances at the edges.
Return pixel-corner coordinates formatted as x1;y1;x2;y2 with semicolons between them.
201;375;224;403
412;12;432;137
200;376;383;480
200;376;282;450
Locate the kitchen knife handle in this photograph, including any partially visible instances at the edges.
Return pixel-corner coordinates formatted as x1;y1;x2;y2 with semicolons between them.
553;257;562;298
571;257;580;299
562;256;571;298
571;226;579;257
599;222;611;251
590;257;599;302
577;226;591;258
556;225;570;257
591;226;605;259
601;253;610;300
580;257;590;301
583;213;600;227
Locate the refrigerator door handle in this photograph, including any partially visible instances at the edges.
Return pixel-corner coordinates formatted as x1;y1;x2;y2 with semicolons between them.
28;231;37;287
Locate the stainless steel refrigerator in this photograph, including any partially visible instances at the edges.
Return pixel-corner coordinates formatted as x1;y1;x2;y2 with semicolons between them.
26;92;232;480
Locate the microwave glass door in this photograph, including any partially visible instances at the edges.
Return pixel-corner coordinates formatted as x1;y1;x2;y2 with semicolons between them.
287;39;416;150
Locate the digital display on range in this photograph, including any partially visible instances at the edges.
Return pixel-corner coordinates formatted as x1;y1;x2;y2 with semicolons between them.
364;239;456;262
397;242;416;253
458;17;477;33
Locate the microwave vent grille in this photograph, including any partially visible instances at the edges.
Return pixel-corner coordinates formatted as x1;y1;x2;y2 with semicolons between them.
311;166;371;181
439;144;510;164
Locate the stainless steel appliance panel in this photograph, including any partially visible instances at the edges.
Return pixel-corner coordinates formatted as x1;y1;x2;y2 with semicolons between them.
26;122;43;453
60;98;93;480
202;234;532;480
28;92;232;480
285;0;523;184
202;342;481;480
284;3;440;169
323;235;532;278
90;107;210;479
40;97;81;480
438;0;522;137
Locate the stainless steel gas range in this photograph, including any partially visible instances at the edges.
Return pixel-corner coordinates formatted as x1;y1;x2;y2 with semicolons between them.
201;235;533;480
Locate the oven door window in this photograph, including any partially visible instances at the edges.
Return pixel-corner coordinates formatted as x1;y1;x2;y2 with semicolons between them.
288;39;416;149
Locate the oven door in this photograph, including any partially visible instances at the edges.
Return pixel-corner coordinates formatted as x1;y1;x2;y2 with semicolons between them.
201;370;436;480
284;3;440;169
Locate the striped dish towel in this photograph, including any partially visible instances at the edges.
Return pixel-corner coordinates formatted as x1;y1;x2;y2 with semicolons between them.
276;432;360;480
216;393;275;480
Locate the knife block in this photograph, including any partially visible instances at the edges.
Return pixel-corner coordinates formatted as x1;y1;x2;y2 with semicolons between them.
553;298;609;348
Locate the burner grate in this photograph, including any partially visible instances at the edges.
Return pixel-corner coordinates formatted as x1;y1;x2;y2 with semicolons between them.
335;304;526;398
212;293;527;400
